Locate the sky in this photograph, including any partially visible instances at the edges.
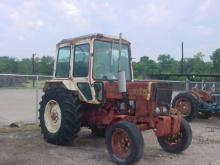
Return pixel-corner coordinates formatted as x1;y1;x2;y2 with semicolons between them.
0;0;219;61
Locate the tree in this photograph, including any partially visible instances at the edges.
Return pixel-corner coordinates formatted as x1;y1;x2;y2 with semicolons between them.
211;48;220;73
133;56;158;79
36;56;54;75
157;54;179;73
184;52;208;74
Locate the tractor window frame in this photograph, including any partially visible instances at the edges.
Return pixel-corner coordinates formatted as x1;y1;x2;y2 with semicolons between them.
73;43;90;77
55;46;71;78
92;39;132;81
77;82;93;100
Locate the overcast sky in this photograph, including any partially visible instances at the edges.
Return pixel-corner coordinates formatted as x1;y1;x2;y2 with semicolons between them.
0;0;219;61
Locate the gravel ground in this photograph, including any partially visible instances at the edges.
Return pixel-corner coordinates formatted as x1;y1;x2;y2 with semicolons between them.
0;117;220;165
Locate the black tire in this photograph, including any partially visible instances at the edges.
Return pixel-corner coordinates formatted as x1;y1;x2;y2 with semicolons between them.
172;93;198;121
106;121;144;165
157;118;192;153
39;87;81;145
90;126;106;137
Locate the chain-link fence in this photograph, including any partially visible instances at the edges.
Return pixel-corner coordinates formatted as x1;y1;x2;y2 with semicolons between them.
167;80;220;91
1;74;220;126
0;74;52;126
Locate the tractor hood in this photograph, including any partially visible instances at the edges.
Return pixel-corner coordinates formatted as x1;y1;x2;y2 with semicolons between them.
104;80;172;102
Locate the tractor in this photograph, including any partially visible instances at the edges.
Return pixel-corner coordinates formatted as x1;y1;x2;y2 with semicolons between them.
172;84;220;121
39;33;192;165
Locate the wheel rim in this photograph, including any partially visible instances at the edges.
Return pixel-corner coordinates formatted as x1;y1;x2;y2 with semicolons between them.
111;128;132;160
175;98;191;116
44;100;62;133
164;133;182;145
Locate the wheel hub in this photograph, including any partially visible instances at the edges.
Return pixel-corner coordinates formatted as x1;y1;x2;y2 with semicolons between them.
175;99;191;116
166;133;182;145
50;110;59;122
44;100;62;133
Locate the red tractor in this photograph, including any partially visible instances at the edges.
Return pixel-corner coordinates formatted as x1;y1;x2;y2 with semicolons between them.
39;34;192;165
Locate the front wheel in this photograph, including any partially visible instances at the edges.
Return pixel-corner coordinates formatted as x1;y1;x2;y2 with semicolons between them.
157;118;192;153
106;121;144;165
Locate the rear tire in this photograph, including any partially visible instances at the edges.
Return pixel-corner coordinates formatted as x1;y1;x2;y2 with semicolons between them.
106;121;144;165
157;118;192;153
39;87;81;145
172;93;198;121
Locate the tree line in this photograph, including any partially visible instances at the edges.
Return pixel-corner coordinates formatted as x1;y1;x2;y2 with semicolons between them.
133;48;220;80
0;48;220;80
0;56;53;75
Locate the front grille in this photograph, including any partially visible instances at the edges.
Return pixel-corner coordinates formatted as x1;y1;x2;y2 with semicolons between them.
155;88;172;106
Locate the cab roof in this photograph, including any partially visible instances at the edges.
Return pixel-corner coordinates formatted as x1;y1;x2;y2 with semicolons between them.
57;33;130;47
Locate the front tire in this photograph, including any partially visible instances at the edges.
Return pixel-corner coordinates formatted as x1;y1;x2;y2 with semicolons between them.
39;87;81;145
157;118;192;153
106;121;144;165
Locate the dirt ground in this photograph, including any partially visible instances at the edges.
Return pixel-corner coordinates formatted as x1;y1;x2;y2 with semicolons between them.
0;118;219;165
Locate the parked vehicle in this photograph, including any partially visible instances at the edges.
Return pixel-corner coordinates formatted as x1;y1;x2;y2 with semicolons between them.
172;84;220;121
39;34;192;165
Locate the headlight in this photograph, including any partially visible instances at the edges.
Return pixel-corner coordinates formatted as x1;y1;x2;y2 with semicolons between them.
155;107;161;114
162;106;168;113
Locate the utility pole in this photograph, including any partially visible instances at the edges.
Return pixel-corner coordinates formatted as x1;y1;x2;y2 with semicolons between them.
32;53;36;88
181;42;184;74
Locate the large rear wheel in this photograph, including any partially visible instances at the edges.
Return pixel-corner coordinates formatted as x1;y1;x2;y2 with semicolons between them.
106;121;144;165
157;118;192;153
39;87;81;145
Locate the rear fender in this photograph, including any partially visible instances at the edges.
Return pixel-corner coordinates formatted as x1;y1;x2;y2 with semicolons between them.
43;79;77;91
43;79;101;104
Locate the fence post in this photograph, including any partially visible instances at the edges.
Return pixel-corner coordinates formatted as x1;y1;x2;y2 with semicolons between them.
185;79;190;91
35;75;39;123
201;80;204;90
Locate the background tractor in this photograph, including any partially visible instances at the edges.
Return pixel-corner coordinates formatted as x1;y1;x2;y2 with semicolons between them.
39;33;192;165
172;84;220;121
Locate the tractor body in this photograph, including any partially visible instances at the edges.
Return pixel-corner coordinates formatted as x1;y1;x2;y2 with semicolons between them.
40;34;192;165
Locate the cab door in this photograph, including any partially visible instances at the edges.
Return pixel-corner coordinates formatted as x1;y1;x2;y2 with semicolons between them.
72;43;94;101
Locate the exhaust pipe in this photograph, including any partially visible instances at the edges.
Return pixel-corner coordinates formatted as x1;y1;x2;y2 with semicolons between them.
117;33;126;93
118;70;126;93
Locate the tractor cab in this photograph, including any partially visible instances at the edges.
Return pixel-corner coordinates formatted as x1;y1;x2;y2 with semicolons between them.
46;34;132;103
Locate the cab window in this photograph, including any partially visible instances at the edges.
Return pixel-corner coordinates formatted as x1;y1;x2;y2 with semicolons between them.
73;44;89;77
56;46;70;78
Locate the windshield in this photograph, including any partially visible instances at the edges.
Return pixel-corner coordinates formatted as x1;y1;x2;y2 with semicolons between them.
93;40;131;80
